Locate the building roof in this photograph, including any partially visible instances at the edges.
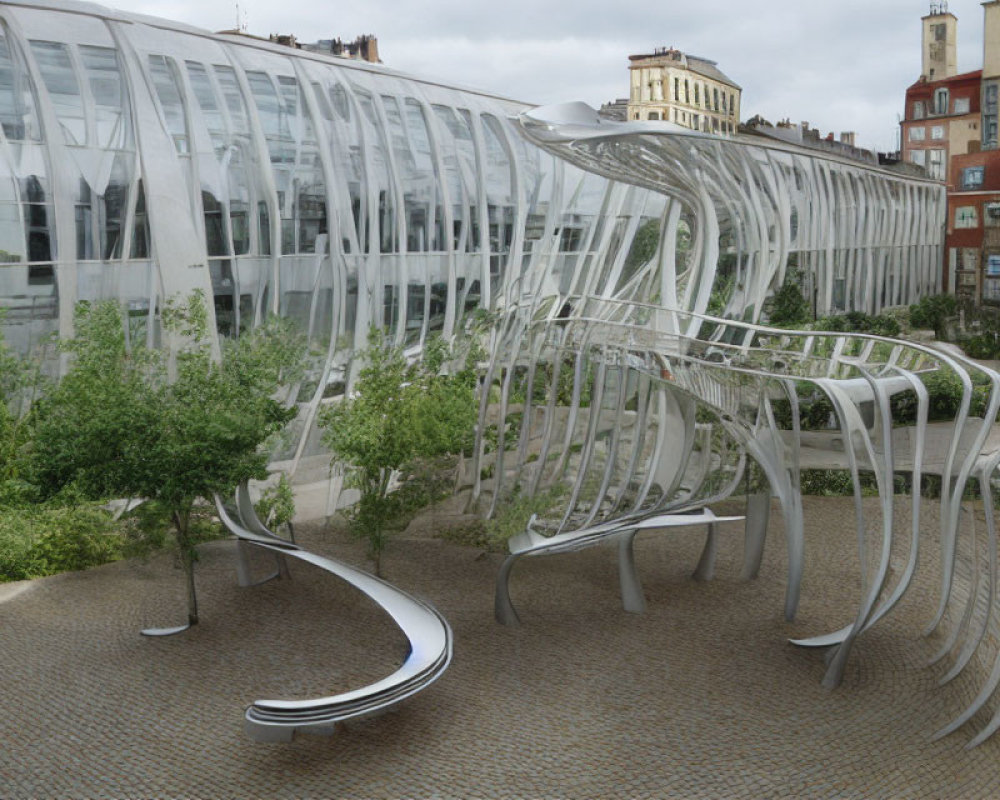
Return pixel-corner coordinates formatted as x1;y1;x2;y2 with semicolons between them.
628;48;741;90
906;68;982;93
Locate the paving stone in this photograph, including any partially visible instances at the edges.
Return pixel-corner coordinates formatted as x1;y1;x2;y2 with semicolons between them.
1;496;999;798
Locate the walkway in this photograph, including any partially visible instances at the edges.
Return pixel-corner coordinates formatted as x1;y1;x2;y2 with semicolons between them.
2;496;999;798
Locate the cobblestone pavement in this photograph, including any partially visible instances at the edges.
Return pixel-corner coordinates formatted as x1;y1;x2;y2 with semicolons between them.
2;496;1000;798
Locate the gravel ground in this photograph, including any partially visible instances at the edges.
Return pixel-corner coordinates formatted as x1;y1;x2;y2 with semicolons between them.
1;495;998;799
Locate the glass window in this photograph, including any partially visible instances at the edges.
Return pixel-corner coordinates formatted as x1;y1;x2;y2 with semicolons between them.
962;248;980;271
0;30;41;141
201;191;227;255
21;175;51;262
908;126;925;142
956;206;978;228
930;125;944;140
910;150;926;167
185;61;225;150
987;253;1000;277
928;148;945;180
212;64;250;135
912;101;925;119
962;166;985;189
30;40;85;145
147;55;188;153
130;180;149;259
79;45;127;150
934;87;949;115
955;97;971;114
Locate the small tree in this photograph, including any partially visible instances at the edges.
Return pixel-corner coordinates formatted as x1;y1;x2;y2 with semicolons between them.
30;294;303;626
319;329;477;575
768;268;811;327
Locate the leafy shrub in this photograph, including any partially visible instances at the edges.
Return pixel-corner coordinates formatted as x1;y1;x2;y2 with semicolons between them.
0;504;123;581
770;387;835;431
909;295;957;335
961;333;1000;360
799;469;883;497
813;311;900;337
255;473;296;530
444;484;571;552
921;369;964;420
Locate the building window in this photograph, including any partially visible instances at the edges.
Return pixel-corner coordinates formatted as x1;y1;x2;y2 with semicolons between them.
955;97;970;114
694;83;699;105
931;125;945;140
984;82;999;149
648;111;659;121
910;150;927;167
962;166;985;189
963;248;980;271
674;77;679;101
934;87;949;115
988;253;1000;277
956;206;978;228
908;126;926;142
928;148;945;180
913;101;925;119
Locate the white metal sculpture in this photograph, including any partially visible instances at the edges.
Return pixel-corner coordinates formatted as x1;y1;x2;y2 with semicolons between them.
214;488;453;742
473;102;1000;748
2;0;1000;748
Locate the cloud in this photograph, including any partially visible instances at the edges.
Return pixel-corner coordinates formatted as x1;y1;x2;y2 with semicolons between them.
116;0;994;151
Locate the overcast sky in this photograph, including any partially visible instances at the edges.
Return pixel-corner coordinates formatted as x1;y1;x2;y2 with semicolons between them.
121;0;991;152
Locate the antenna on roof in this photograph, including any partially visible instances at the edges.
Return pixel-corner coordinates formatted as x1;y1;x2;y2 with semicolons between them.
235;2;247;32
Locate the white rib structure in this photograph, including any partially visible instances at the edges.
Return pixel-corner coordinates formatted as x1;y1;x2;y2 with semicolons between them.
466;102;1000;748
3;0;1000;748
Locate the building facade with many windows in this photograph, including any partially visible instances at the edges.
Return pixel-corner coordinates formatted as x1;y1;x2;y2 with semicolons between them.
626;48;740;134
901;2;1000;302
901;68;980;183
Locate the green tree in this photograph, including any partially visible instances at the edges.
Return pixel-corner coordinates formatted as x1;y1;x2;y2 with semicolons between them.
319;329;477;575
909;294;957;338
768;268;811;327
29;294;303;626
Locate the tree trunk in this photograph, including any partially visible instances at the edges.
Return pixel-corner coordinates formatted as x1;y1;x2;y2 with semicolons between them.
173;510;199;626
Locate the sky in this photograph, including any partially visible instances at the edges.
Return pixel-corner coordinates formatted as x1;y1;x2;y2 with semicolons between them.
119;0;991;153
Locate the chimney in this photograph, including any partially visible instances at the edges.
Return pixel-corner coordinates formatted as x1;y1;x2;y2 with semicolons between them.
984;1;1000;79
922;5;957;81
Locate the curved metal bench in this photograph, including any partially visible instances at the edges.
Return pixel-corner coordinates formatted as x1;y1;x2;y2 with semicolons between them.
214;489;453;742
496;507;743;625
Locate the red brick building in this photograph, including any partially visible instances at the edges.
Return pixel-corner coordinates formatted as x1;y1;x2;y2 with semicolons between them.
947;150;1000;301
901;69;980;185
900;3;1000;303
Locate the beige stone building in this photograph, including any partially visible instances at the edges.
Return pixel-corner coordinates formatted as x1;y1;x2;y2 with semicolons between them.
627;47;741;133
